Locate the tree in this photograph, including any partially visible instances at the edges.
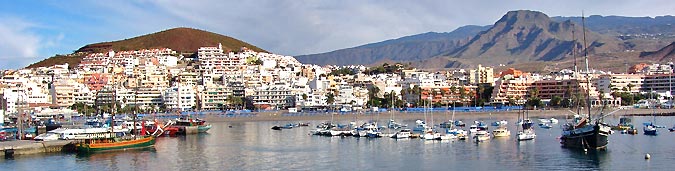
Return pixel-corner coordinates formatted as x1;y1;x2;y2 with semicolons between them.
550;96;562;107
526;88;543;109
627;83;635;92
326;93;335;106
507;96;516;106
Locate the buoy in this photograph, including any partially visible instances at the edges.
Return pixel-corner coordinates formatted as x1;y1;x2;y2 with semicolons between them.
645;153;651;159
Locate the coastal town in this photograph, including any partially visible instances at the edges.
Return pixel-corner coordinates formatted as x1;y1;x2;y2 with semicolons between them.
2;43;673;122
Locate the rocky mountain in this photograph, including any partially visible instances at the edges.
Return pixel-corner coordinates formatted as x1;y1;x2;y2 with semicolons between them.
297;10;673;71
26;27;266;68
446;10;627;66
640;42;675;61
294;25;489;66
552;15;675;36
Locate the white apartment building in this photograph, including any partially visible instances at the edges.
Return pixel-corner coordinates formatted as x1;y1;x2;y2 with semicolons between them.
50;80;75;107
199;85;231;111
597;74;644;94
469;64;495;86
2;87;29;114
198;43;246;76
163;85;197;111
251;84;294;109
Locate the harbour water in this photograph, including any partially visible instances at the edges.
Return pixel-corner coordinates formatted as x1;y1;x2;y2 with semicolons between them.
2;115;674;170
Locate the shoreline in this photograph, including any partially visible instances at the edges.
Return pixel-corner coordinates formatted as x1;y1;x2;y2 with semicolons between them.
199;108;675;123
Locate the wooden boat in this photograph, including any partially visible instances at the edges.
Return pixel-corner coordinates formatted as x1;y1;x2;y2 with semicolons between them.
170;118;212;135
77;135;155;153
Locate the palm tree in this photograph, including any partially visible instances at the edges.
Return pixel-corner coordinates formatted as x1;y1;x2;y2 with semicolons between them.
325;93;336;111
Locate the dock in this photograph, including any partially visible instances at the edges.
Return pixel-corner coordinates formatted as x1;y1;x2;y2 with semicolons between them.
1;140;78;158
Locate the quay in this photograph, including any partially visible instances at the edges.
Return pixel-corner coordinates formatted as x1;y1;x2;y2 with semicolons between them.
1;140;78;158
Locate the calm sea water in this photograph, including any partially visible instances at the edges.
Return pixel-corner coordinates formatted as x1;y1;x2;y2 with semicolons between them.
2;115;675;171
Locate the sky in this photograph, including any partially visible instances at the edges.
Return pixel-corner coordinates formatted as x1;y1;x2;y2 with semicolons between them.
1;0;674;69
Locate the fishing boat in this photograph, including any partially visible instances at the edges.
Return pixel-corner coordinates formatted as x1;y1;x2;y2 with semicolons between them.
559;14;612;150
77;135;156;153
492;126;511;137
171;118;212;135
560;115;612;150
612;117;633;130
77;76;155;153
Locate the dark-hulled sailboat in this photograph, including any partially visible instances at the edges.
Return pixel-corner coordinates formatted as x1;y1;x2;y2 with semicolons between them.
559;13;612;150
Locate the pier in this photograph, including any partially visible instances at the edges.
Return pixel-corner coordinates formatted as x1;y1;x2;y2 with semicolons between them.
1;140;78;158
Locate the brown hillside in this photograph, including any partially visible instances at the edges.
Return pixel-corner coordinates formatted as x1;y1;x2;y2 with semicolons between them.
640;42;675;61
77;27;266;53
25;54;86;69
448;10;626;66
26;27;266;69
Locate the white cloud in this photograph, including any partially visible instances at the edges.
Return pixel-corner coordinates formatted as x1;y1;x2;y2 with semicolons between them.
0;18;40;61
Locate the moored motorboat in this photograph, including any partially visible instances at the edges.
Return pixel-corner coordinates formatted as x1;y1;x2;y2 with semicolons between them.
492;126;511;137
473;129;491;142
391;129;412;139
643;122;658;135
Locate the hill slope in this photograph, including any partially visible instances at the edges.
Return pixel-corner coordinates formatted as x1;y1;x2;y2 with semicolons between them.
640;42;675;61
295;25;489;66
445;10;627;66
76;27;266;53
26;27;266;68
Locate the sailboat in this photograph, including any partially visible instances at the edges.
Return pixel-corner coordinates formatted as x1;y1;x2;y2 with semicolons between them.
559;14;612;150
78;73;156;153
516;110;536;141
446;102;467;140
643;108;658;135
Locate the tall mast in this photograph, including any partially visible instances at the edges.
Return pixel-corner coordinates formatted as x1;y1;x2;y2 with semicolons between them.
582;12;592;120
572;23;578;77
111;70;116;133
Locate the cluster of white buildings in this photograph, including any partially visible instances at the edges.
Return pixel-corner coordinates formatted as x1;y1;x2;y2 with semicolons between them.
2;43;675;119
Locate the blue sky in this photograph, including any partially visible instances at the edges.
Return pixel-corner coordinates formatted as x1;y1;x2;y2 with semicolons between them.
1;0;674;69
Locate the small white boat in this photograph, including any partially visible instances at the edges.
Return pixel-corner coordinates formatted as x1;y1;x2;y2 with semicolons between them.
473;130;491;142
468;125;479;134
517;129;536;141
539;123;552;129
492;127;511;137
391;129;412;139
549;118;559;124
422;132;442;140
446;128;467;140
